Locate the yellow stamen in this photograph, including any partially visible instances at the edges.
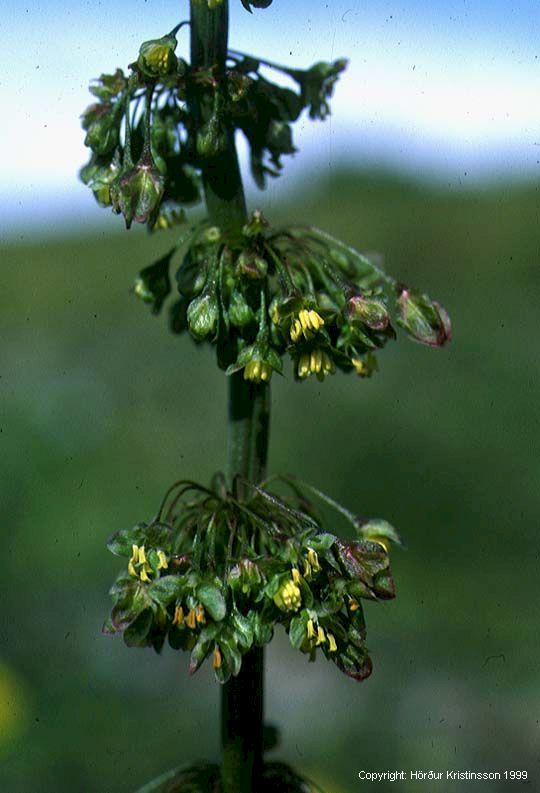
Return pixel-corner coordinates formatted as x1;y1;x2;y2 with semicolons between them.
308;310;324;330
322;351;335;374
260;363;271;382
298;353;310;379
327;633;337;653
299;309;310;331
290;318;303;342
273;579;302;611
213;646;222;669
310;348;322;373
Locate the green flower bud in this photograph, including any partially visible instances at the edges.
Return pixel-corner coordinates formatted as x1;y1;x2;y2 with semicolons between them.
236;251;268;280
138;34;178;77
83;104;121;156
228;289;255;328
397;287;452;347
196;115;228;159
347;295;390;331
117;158;165;229
187;290;219;340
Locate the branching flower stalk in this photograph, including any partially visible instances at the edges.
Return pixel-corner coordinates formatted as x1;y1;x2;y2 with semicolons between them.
81;1;451;791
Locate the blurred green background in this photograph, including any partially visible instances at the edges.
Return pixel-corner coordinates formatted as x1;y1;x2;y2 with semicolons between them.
2;170;539;792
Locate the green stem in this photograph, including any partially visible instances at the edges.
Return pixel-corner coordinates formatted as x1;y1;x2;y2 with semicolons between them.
189;3;269;791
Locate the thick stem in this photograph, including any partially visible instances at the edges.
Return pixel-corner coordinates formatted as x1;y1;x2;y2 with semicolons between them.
189;3;268;791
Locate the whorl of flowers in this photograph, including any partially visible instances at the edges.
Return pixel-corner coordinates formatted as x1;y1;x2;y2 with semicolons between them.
105;475;400;683
134;212;451;382
80;24;347;227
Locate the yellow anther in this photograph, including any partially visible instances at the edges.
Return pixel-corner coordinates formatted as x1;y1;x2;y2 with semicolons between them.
213;646;222;669
157;550;168;570
290;319;303;342
244;360;272;384
291;567;301;584
306;619;316;640
186;609;197;629
327;633;337;653
307;548;320;572
308;310;324;330
310;348;322;373
173;605;184;626
299;309;310;331
298;353;310;379
316;626;326;646
196;605;206;624
322;351;335;374
260;363;271;382
274;579;302;612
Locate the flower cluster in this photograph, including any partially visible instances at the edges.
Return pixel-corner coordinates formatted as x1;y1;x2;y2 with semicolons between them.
80;24;344;229
104;475;399;683
134;213;451;382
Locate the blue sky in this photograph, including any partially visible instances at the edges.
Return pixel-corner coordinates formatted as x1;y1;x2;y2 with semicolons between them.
2;0;540;235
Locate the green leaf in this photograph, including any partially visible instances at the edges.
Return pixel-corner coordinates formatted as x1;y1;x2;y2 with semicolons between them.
288;615;306;650
197;582;226;621
221;638;242;678
145;523;173;550
149;575;183;607
188;624;219;675
231;610;254;650
110;584;149;630
107;524;146;557
124;608;154;647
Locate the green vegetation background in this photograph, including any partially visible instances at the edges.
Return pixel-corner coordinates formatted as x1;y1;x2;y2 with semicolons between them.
2;170;539;792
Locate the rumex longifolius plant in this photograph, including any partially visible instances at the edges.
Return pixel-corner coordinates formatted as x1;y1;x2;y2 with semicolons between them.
80;2;451;790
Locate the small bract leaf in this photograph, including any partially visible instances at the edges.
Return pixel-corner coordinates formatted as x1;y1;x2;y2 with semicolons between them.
197;583;226;621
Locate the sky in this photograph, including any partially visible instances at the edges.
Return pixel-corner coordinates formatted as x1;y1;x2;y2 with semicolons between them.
2;0;540;236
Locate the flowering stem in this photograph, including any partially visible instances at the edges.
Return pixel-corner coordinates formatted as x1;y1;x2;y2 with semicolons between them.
189;2;267;791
